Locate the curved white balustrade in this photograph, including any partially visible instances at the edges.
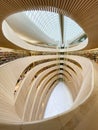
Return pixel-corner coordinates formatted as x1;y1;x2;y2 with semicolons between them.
0;55;94;130
0;1;98;130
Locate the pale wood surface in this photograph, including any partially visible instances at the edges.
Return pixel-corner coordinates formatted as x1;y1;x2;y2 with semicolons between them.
0;55;95;130
0;0;98;129
0;0;97;50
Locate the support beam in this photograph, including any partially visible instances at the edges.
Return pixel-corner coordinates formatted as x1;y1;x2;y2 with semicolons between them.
59;14;64;46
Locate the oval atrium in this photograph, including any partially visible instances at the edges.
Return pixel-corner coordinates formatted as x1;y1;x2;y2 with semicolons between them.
0;0;98;130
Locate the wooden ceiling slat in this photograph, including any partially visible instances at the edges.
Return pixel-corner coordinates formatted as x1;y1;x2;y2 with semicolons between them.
0;0;98;50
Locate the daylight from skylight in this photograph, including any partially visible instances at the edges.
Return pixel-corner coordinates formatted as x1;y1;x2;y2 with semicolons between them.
25;10;85;47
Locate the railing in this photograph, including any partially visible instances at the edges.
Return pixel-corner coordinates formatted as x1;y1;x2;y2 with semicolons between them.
0;55;94;130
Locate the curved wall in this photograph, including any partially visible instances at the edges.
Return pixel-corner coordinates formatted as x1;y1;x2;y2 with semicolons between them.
0;55;94;129
0;1;97;130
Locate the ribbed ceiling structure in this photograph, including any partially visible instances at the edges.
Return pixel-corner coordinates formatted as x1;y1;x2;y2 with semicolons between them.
24;10;85;47
3;10;87;51
0;0;98;130
25;10;62;46
0;0;98;50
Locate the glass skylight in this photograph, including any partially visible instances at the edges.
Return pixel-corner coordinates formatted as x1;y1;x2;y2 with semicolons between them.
64;16;85;47
25;11;62;46
24;10;86;47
